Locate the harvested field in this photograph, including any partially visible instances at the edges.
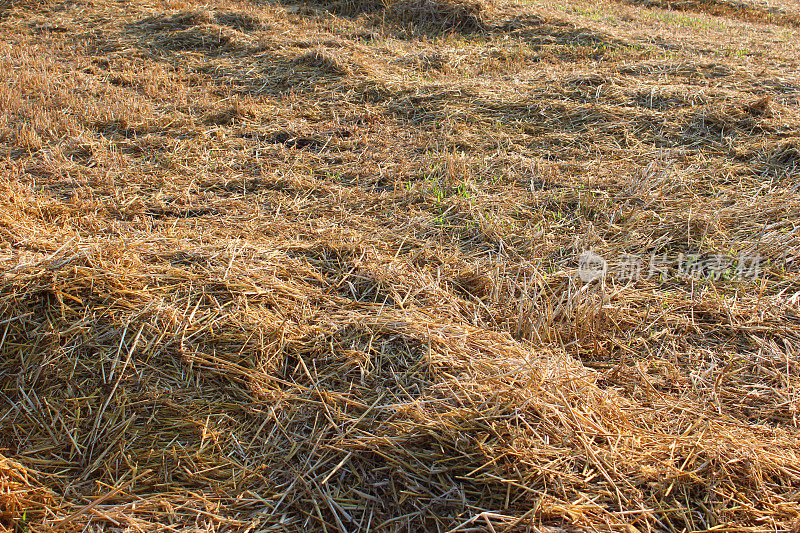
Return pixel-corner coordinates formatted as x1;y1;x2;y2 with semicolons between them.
0;0;799;530
617;0;800;27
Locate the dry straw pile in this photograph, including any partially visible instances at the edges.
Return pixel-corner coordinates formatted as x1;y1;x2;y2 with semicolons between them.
319;0;490;31
3;172;797;530
0;0;799;530
620;0;800;27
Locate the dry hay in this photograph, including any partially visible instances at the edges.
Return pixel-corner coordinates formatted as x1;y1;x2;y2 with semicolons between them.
618;0;800;27
294;48;354;76
311;0;491;31
0;0;50;13
135;10;215;31
213;10;264;32
1;0;800;530
314;0;388;17
134;10;257;51
0;455;54;527
1;155;799;531
152;24;252;52
391;0;488;31
400;51;453;72
746;139;800;179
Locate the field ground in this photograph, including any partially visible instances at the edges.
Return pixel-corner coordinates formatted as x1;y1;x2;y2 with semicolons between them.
0;0;799;530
